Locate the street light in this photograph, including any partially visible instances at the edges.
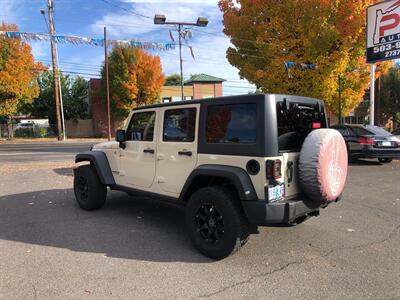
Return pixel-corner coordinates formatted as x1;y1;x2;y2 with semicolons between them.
154;14;208;101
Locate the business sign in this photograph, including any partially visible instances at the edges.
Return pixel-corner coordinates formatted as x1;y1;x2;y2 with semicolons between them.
367;0;400;63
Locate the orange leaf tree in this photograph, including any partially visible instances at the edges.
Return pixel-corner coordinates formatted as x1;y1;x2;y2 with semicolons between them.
219;0;392;116
0;23;43;121
101;46;165;119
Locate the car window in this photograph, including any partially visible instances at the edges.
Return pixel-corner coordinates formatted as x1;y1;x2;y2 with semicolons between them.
163;108;196;142
365;125;392;136
126;111;156;141
277;101;326;151
349;126;374;136
393;128;400;135
206;103;257;144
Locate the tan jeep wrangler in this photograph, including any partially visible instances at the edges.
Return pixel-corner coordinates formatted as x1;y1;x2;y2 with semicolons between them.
74;94;348;260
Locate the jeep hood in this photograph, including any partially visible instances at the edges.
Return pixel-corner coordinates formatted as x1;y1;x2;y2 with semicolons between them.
92;141;119;150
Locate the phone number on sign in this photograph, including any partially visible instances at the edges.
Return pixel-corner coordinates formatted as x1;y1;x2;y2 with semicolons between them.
373;42;400;56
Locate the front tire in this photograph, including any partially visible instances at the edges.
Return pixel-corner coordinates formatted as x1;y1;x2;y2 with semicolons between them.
185;187;249;260
74;165;107;211
378;158;392;163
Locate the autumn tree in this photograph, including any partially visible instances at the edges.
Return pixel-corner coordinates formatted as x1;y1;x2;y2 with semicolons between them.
219;0;392;116
0;23;43;137
101;46;165;119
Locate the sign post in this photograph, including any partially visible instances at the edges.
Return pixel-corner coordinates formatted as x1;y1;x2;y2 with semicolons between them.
366;0;400;125
370;64;376;126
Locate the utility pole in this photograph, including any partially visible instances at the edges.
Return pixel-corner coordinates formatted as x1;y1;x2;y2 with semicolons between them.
178;24;184;101
104;27;111;141
47;0;62;140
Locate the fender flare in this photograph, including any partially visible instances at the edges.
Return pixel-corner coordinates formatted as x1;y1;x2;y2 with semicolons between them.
75;151;115;185
179;164;258;201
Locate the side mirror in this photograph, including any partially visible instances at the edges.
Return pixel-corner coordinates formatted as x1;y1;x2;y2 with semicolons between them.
116;129;126;149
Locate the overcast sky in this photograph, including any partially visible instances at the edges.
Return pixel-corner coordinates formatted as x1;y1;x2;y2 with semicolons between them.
0;0;256;95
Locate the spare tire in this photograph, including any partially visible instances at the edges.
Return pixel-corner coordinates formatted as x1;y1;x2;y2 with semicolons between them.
299;129;348;205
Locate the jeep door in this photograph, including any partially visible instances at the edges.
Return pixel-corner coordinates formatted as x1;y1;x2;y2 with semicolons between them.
156;104;199;195
118;109;157;188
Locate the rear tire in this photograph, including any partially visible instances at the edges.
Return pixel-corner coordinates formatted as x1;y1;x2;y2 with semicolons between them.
74;165;107;211
378;158;392;163
185;187;249;260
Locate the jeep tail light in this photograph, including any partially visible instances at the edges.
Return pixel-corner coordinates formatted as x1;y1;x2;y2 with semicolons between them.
311;122;321;129
266;160;282;181
357;138;375;145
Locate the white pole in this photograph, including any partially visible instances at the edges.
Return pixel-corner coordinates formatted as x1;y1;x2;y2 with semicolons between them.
370;64;375;126
55;44;66;140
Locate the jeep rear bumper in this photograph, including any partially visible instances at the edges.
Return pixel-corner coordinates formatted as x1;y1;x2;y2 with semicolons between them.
242;198;324;225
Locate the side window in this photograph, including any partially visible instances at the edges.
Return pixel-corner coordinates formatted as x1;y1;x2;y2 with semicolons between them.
163;108;196;142
206;104;257;144
126;111;156;141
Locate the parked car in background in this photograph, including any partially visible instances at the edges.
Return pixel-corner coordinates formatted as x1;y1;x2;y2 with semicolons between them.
331;124;400;163
392;127;400;138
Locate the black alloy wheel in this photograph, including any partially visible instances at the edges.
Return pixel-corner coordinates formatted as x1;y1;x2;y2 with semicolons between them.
186;186;250;260
73;165;107;211
76;175;89;202
195;204;225;244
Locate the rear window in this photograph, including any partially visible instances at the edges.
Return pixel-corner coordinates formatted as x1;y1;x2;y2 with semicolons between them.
206;103;257;144
277;101;326;152
349;126;373;136
365;125;392;136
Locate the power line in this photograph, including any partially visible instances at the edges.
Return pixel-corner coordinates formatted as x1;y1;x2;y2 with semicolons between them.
99;0;152;20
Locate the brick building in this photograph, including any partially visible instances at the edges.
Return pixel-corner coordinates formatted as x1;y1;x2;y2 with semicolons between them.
160;74;225;102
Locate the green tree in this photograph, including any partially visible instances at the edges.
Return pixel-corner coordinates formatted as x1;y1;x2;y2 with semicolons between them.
65;76;88;121
165;74;181;86
20;70;88;122
101;45;165;119
380;65;400;127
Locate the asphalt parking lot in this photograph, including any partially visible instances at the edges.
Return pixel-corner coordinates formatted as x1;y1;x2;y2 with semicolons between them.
0;142;399;300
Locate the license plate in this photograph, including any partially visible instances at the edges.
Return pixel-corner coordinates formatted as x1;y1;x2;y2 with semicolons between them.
382;141;392;147
268;184;285;203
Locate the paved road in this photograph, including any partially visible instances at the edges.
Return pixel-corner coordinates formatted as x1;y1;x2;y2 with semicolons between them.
0;142;93;163
0;143;399;299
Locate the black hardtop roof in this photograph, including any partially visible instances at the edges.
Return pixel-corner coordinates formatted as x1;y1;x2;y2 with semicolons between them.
132;94;324;111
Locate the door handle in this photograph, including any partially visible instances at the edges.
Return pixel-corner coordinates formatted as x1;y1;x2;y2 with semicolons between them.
178;150;192;156
287;161;294;183
143;148;155;154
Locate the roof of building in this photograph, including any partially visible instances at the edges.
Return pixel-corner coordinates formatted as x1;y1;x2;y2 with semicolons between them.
184;73;226;84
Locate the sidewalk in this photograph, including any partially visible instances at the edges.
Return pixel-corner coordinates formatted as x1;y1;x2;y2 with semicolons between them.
0;137;108;144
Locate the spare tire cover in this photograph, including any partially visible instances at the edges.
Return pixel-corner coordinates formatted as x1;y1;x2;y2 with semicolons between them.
299;129;348;204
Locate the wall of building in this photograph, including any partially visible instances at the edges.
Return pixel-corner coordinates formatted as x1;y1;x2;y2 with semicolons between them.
65;119;93;138
160;82;223;101
160;86;193;102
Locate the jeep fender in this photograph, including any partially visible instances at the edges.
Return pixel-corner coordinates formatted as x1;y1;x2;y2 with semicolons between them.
179;165;258;201
75;151;115;185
